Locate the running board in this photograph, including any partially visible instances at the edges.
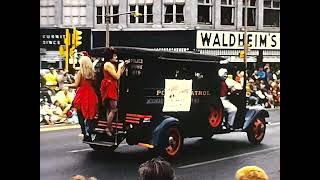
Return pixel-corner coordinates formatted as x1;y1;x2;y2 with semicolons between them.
83;140;116;147
94;128;126;135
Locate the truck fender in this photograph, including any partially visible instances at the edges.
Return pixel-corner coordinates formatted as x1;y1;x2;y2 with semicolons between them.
151;116;180;149
243;108;269;130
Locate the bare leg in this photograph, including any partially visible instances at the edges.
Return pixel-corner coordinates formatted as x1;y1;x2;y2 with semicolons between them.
105;100;117;136
107;109;116;132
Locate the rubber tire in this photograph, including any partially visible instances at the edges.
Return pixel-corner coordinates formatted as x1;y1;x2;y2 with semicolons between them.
157;126;183;159
247;117;266;145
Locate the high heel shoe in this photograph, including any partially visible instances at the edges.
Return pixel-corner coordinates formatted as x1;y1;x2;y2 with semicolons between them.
105;127;112;136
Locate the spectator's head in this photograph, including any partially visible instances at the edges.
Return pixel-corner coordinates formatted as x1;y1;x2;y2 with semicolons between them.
258;67;264;71
53;100;60;107
266;68;271;73
138;157;175;180
79;56;95;80
49;66;55;73
71;175;86;180
218;68;228;80
104;47;118;62
235;166;268;180
87;177;97;180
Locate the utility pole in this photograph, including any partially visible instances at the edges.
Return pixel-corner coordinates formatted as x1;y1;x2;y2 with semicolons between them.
105;0;110;47
244;0;248;70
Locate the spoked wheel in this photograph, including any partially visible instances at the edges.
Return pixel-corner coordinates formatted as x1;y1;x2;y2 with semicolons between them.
208;105;223;129
163;127;183;158
247;118;266;145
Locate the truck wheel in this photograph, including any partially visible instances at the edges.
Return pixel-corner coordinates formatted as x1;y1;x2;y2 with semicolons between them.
161;127;183;159
247;117;266;145
89;144;117;153
208;105;223;129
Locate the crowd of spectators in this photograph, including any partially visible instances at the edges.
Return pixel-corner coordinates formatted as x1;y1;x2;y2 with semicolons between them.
40;67;78;126
243;64;280;108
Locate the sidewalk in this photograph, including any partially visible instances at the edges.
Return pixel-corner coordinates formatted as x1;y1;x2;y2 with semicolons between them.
40;123;80;132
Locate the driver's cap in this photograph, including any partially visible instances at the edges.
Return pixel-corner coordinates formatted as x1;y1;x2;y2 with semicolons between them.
218;68;228;77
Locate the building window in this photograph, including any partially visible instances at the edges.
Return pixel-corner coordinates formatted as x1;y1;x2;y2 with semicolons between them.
63;0;87;26
198;0;213;25
40;0;55;25
221;0;235;25
164;5;173;23
129;3;153;24
164;0;185;24
242;0;257;26
96;5;119;25
146;5;153;23
176;5;184;23
96;6;103;24
263;0;280;27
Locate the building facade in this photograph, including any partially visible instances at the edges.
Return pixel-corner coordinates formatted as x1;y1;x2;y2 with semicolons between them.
40;0;280;68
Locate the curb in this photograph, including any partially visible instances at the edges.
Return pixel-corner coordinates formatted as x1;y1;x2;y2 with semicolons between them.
40;124;80;132
266;108;280;112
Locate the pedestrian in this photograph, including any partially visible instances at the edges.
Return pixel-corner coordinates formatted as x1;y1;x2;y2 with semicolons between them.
100;47;129;136
65;56;98;141
54;87;73;114
138;157;176;180
44;66;59;94
235;166;268;180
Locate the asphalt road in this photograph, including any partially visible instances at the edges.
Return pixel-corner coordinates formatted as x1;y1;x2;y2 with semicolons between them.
40;109;280;180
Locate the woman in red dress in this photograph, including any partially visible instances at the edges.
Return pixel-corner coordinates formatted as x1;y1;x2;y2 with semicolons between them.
100;48;128;136
65;56;98;141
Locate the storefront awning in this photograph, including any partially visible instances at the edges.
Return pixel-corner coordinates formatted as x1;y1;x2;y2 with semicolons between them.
263;56;280;62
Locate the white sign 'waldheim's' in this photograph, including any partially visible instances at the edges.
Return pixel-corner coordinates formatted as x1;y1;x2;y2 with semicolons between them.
196;31;280;50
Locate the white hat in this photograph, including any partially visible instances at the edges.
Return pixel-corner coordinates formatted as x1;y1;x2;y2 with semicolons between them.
218;68;227;77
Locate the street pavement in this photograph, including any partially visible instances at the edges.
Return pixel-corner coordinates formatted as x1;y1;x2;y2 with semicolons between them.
40;109;280;180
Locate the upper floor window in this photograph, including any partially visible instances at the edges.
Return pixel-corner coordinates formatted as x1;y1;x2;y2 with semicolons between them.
164;0;185;24
221;0;235;25
40;0;55;26
63;0;87;26
129;0;153;24
198;0;213;25
242;0;257;26
263;0;280;27
96;5;119;25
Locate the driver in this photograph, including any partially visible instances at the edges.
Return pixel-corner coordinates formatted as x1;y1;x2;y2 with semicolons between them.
218;68;243;130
